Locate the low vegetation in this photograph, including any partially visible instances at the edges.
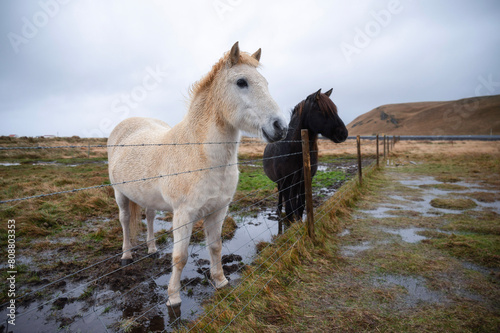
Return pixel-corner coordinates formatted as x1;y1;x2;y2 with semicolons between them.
2;137;498;332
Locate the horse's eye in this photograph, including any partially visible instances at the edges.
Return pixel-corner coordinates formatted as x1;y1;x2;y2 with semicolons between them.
236;79;248;88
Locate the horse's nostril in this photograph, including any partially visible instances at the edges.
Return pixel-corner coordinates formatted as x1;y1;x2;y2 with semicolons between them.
273;120;281;130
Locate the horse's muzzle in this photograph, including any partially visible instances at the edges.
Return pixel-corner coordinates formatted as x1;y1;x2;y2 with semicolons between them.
263;118;288;143
334;127;349;143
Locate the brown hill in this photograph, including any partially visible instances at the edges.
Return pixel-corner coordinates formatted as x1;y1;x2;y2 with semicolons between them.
347;95;500;135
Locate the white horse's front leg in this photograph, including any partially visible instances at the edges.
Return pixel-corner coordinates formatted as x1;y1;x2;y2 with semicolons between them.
204;208;229;289
145;208;157;255
167;209;195;307
115;190;133;265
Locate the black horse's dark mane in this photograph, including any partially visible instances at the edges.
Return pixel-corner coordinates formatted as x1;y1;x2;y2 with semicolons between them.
290;93;338;121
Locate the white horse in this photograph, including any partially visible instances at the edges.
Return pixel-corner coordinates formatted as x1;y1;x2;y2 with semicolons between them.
107;42;287;306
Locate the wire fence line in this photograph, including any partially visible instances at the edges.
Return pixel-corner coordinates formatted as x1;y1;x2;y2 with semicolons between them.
109;154;357;332
1;136;379;332
1;164;305;311
0;150;307;204
90;170;308;330
1;158;307;310
0;139;302;150
0;145;350;205
4;167;310;332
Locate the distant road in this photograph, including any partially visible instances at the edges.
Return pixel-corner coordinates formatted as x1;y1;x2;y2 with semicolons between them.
344;135;500;141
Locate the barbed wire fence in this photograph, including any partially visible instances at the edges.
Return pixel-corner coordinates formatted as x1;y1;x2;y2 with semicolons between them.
0;134;390;332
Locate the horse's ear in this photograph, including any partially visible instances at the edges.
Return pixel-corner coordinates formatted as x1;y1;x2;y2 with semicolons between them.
229;41;240;66
325;88;333;97
252;48;261;62
315;88;322;101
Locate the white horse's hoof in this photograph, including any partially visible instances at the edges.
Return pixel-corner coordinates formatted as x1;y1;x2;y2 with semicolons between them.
167;298;181;307
216;278;229;289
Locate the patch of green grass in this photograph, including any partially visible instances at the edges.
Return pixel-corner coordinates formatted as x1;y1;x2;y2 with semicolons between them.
237;167;275;193
231;164;276;212
78;285;95;300
312;169;345;189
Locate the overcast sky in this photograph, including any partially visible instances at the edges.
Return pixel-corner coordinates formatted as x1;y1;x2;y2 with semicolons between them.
1;0;499;137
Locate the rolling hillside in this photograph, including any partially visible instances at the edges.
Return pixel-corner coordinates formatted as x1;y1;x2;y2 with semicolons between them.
347;95;500;135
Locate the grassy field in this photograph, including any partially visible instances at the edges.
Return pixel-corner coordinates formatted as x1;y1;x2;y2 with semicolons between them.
1;137;498;332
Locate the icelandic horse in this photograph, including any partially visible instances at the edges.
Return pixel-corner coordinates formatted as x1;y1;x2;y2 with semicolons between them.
263;89;348;223
107;42;287;306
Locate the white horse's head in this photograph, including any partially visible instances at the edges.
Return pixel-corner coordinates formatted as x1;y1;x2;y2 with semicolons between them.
211;42;287;142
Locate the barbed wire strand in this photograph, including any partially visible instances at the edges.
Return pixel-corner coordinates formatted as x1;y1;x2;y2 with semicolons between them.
125;201;306;333
87;160;308;328
89;177;303;319
125;151;374;330
0;151;304;205
0;140;304;150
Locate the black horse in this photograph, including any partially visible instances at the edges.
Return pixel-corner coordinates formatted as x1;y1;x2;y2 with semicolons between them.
263;88;348;223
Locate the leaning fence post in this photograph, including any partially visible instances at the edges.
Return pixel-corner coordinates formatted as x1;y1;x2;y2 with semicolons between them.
357;135;362;185
301;129;315;241
376;134;379;167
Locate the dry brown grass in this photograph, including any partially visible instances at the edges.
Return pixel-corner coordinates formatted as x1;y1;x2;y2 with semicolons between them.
238;137;379;158
392;140;500;156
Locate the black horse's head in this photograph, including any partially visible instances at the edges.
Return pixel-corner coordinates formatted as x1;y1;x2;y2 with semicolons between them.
301;88;348;143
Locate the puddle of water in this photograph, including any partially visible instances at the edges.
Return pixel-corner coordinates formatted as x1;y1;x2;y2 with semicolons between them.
341;241;373;257
316;165;328;172
338;229;350;237
374;274;447;307
0;162;21;166
357;206;402;219
142;212;172;231
461;261;500;275
378;227;428;243
358;176;500;218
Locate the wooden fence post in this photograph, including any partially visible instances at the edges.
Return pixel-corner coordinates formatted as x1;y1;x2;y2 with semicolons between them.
376;134;379;167
383;135;387;159
301;129;315;241
357;135;362;185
